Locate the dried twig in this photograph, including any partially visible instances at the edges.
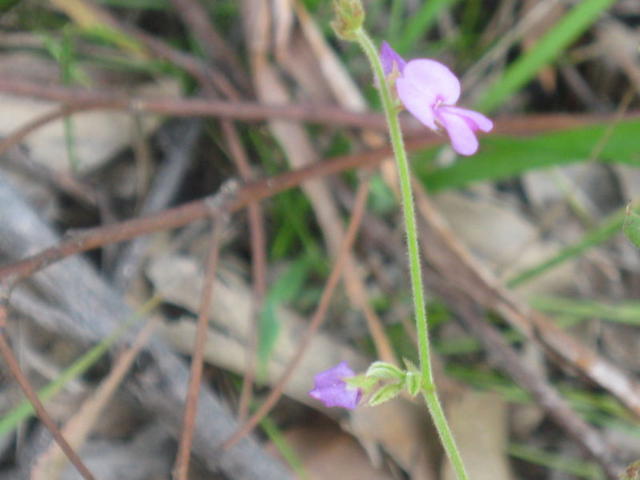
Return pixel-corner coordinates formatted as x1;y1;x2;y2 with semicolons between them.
222;174;372;450
160;0;268;422
0;76;635;158
0;140;401;286
221;116;268;422
0;305;96;480
174;214;227;480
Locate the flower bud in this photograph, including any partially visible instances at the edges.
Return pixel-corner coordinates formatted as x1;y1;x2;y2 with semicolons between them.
331;0;364;41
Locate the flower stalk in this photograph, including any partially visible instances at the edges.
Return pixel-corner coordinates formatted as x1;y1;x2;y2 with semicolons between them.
352;26;470;480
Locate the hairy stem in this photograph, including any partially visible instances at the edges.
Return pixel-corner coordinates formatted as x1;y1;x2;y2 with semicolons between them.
353;28;469;480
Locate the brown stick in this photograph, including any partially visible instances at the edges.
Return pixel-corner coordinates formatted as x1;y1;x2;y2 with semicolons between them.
0;77;389;130
0;141;396;286
221;174;372;450
0;77;636;145
220;123;267;422
173;214;227;480
161;0;268;423
0;305;96;480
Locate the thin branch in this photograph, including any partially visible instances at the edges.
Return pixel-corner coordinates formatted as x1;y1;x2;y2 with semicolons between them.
151;0;267;422
222;174;372;450
222;122;267;422
0;305;96;480
0;77;635;152
173;214;227;480
0;77;389;131
0;142;398;286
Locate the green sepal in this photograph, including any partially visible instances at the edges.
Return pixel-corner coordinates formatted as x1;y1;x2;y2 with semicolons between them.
404;371;421;397
368;383;403;406
345;375;377;391
365;361;405;381
403;357;420;374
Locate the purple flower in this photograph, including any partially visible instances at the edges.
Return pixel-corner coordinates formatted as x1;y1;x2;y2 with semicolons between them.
309;362;362;409
380;42;493;156
380;41;406;76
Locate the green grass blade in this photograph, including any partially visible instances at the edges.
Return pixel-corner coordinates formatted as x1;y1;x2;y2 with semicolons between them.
531;296;640;325
507;207;628;288
474;0;616;113
260;416;309;479
508;444;604;480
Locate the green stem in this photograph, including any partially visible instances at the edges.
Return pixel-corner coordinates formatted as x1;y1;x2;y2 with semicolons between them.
353;28;469;480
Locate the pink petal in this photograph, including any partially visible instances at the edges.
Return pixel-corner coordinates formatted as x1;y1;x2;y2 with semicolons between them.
439;106;493;132
396;75;437;130
437;108;479;156
401;59;461;105
380;41;406;75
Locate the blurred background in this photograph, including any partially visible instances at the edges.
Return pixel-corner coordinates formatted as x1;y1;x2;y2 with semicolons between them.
0;1;639;479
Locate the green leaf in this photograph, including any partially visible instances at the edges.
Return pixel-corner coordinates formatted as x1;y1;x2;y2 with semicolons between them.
475;0;617;113
419;120;640;193
368;382;403;406
346;375;378;391
623;205;640;249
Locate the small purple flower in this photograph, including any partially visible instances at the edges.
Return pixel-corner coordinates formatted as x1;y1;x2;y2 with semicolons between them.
380;41;406;76
309;362;362;409
380;42;493;156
